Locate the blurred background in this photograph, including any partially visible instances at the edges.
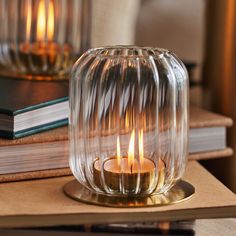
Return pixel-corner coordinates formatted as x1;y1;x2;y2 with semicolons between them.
91;0;236;193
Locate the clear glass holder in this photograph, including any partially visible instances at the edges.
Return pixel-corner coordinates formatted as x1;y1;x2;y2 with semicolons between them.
66;46;191;206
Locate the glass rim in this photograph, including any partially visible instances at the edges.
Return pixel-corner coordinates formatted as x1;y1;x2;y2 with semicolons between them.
83;45;172;59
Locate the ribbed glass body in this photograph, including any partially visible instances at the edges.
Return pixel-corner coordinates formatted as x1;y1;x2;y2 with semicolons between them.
70;46;189;196
0;0;91;80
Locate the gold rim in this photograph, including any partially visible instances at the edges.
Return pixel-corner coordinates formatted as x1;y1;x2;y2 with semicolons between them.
63;179;195;208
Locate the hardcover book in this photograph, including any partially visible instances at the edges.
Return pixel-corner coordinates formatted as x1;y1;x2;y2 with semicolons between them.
0;76;68;139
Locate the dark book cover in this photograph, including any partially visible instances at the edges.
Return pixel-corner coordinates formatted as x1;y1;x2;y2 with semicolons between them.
0;76;69;139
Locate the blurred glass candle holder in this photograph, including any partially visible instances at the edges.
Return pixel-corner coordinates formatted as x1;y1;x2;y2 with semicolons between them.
67;46;191;206
0;0;91;80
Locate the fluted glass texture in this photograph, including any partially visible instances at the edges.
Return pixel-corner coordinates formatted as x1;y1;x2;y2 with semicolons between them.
0;0;91;79
70;46;189;196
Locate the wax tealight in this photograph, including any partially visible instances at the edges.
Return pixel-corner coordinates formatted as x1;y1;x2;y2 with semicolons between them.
93;157;165;195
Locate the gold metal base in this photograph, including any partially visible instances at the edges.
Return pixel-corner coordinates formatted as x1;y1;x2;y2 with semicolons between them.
63;180;195;208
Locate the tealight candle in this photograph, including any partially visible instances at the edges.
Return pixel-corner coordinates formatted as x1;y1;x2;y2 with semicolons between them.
17;42;72;74
93;130;165;194
93;157;165;194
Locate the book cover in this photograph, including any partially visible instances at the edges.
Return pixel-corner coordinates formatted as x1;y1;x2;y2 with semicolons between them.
0;76;69;139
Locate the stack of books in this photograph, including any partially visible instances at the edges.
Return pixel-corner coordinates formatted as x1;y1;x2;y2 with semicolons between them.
0;76;233;182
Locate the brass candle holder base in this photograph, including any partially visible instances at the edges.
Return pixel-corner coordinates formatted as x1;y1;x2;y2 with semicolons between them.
63;180;195;208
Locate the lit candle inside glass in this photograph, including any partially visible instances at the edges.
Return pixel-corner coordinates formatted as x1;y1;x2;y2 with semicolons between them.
17;0;72;76
93;129;165;194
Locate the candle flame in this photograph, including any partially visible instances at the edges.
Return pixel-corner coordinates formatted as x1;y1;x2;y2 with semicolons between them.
47;0;54;41
138;129;144;165
128;130;135;169
117;136;121;167
36;0;54;42
26;0;32;41
36;1;46;41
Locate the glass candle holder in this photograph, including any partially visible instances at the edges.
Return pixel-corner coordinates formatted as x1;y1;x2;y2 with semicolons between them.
69;46;189;197
0;0;91;80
